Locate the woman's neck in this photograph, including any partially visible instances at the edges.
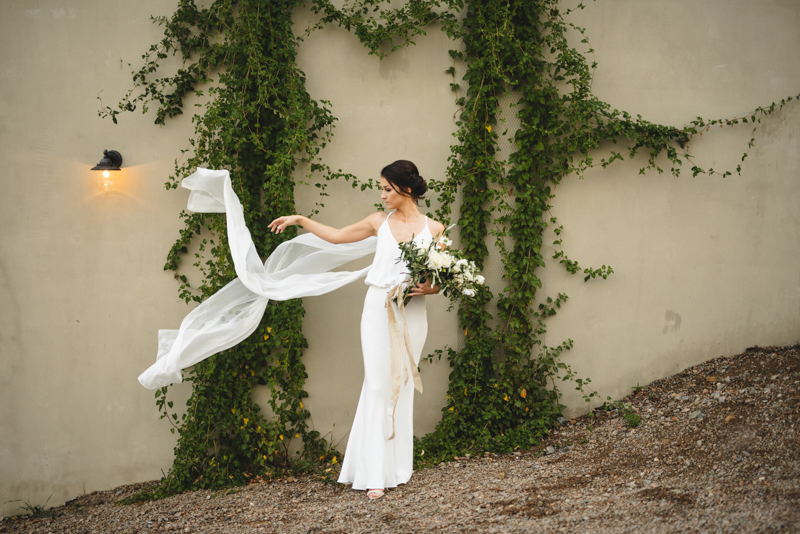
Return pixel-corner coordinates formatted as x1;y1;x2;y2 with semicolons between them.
392;202;422;223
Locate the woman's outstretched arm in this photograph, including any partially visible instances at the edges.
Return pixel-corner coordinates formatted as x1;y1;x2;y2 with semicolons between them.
268;213;381;244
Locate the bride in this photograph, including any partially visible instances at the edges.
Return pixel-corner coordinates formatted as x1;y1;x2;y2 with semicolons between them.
268;160;445;500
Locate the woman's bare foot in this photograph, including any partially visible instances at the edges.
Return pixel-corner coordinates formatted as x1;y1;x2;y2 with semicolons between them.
367;489;384;500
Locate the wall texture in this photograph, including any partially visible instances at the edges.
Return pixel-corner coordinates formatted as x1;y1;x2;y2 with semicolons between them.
1;0;798;516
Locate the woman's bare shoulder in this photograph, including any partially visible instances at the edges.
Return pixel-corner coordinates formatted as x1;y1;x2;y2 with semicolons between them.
364;210;389;230
367;211;389;223
428;218;446;237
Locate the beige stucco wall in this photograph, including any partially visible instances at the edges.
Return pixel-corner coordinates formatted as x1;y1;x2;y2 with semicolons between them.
1;0;798;517
547;0;800;412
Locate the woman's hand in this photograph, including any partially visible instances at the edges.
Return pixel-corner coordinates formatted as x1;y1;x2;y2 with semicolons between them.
268;215;303;234
407;278;440;297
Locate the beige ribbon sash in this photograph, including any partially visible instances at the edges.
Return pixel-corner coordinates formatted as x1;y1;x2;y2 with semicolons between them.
385;284;424;440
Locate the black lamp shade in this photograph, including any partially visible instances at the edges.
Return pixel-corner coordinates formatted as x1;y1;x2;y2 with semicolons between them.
91;150;123;171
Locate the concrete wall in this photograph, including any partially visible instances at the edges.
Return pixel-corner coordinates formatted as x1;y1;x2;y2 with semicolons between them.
1;0;798;516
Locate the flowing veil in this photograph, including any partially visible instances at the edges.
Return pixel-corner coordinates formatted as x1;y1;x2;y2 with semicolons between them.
138;168;376;389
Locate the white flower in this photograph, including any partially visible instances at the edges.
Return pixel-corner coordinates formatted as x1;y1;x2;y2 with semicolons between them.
439;236;453;247
462;288;476;297
475;275;485;285
426;250;450;271
453;258;469;273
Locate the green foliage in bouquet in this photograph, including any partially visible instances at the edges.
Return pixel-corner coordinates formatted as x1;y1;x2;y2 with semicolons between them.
396;234;483;308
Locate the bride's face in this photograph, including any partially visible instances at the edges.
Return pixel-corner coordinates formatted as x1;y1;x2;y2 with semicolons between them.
380;176;409;209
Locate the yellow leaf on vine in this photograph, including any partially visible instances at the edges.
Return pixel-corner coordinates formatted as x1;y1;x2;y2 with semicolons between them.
503;394;509;401
243;418;249;425
521;388;527;398
486;125;492;132
449;406;455;411
232;408;236;414
279;435;283;440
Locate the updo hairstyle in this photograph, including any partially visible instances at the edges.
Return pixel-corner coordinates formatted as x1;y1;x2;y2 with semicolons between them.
381;160;427;204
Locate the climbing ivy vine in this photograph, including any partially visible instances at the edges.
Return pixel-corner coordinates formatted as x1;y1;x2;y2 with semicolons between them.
103;0;797;496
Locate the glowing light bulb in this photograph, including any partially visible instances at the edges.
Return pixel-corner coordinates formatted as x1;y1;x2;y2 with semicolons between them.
101;170;114;189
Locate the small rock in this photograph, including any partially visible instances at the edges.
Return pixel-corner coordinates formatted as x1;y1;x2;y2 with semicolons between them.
546;446;556;455
725;415;735;423
688;410;702;419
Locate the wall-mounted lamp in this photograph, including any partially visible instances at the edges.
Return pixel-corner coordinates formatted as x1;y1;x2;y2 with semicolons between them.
91;149;123;189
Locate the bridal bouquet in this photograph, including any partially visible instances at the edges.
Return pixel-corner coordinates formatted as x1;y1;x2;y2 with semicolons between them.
396;232;484;308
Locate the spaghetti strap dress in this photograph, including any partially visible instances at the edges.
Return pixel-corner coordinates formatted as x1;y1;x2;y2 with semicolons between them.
337;212;432;490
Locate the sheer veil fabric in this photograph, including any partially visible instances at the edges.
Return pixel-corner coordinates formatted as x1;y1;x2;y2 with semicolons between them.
138;168;377;390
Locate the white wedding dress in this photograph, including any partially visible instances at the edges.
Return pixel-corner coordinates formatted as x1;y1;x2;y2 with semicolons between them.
337;213;432;491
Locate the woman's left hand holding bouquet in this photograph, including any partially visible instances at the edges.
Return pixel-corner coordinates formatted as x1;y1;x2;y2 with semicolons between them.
406;278;439;298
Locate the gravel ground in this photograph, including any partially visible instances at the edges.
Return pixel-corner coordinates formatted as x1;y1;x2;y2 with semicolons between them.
4;345;799;534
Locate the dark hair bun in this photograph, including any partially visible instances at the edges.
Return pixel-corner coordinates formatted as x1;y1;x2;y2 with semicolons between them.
381;160;427;203
410;172;427;197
